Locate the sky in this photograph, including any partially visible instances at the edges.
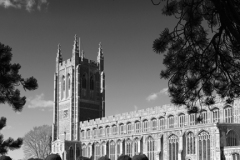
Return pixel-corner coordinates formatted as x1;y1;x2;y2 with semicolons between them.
0;0;176;159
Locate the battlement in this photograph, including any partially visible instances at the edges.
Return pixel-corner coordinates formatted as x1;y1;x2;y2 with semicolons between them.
79;98;235;128
59;58;72;67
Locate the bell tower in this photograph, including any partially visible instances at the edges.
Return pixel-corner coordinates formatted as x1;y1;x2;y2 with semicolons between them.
52;35;105;143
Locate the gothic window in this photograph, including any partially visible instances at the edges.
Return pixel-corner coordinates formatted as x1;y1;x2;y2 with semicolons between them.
201;110;207;124
126;139;132;157
82;73;87;89
186;132;195;154
99;127;104;137
168;115;174;128
151;118;157;130
134;138;139;156
67;74;71;98
119;124;124;135
178;113;185;127
198;131;210;160
127;123;132;134
135;121;141;133
87;129;91;139
69;146;74;160
76;147;80;158
106;126;110;136
112;125;117;135
90;75;94;90
233;153;240;160
212;108;220;123
189;113;196;125
81;130;85;139
147;136;155;160
143;120;149;132
61;76;65;99
169;134;178;160
117;140;121;157
93;128;97;137
87;145;91;158
82;145;86;157
95;143;101;160
224;106;233;123
101;143;105;156
110;141;116;160
227;130;238;146
159;117;165;130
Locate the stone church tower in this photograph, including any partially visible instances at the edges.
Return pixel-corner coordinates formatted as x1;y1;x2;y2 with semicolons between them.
52;35;105;145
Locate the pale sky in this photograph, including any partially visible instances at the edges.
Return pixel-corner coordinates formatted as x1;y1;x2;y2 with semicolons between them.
0;0;175;159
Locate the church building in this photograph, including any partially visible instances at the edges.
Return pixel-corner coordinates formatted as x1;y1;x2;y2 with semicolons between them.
51;35;240;160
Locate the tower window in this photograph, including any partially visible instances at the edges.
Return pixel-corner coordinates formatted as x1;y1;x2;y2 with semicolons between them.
62;76;65;99
90;75;94;90
82;74;87;89
67;74;71;97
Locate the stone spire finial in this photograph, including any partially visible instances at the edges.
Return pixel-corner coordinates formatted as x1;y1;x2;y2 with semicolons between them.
72;34;79;54
81;50;85;60
98;42;103;57
57;43;62;62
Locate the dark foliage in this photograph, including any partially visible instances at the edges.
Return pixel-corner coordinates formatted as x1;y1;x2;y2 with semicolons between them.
45;154;61;160
117;155;132;160
0;156;12;160
98;156;110;160
77;156;91;160
132;154;149;160
28;158;42;160
0;117;23;155
152;0;240;113
0;42;38;112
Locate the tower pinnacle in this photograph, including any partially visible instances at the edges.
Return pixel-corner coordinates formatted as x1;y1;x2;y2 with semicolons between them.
72;34;79;55
56;43;62;63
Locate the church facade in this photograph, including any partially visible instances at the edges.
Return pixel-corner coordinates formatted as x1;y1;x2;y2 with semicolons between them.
51;36;240;160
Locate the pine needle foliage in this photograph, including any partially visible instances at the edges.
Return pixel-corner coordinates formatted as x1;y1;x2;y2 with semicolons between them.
152;0;240;112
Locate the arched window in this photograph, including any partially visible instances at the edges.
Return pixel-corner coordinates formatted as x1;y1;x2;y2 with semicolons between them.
178;114;185;127
82;145;86;157
110;141;116;160
212;108;219;123
106;126;110;136
101;142;105;156
135;121;141;133
227;130;238;146
62;76;65;99
90;75;94;90
189;113;196;125
198;131;210;160
159;117;165;130
232;153;240;160
169;134;178;160
99;127;104;137
152;118;157;130
67;74;71;98
201;110;207;124
112;125;117;135
143;120;149;132
87;144;91;158
95;143;100;160
87;129;91;139
147;136;155;160
76;147;80;158
117;140;121;157
82;73;87;89
69;146;74;160
224;106;233;123
127;123;132;134
168;115;174;128
186;132;195;154
134;138;139;156
119;124;124;135
81;130;85;139
126;139;132;157
93;128;97;137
